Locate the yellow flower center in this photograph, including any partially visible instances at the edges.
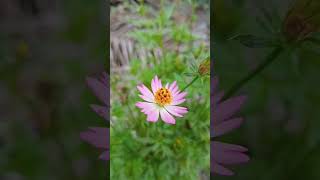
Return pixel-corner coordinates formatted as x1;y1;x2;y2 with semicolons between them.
154;87;172;106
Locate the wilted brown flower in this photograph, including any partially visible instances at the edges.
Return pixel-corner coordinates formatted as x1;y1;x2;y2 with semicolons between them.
282;0;320;42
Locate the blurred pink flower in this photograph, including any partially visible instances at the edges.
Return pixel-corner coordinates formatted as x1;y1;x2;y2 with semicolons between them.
80;72;109;160
136;76;188;124
80;127;109;160
211;77;249;176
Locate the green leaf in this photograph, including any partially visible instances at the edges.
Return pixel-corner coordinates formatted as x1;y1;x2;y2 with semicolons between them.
164;5;175;22
230;34;278;48
183;72;196;77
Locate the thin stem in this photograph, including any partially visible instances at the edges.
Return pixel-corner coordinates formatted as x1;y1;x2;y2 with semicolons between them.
127;101;136;122
181;75;199;92
222;47;283;100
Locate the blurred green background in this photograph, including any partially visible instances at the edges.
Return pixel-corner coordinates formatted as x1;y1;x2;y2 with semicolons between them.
213;0;320;179
0;0;107;179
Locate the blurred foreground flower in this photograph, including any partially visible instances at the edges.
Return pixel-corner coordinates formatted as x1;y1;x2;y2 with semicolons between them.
80;72;109;160
282;0;320;42
136;76;188;124
211;77;249;176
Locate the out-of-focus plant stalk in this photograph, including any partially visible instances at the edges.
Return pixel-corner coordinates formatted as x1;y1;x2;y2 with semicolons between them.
159;0;166;73
116;87;137;123
189;0;196;50
223;47;283;100
222;0;320;101
224;0;320;100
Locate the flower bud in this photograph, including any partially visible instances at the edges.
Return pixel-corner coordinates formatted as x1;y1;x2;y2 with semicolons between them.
282;0;320;42
198;59;210;76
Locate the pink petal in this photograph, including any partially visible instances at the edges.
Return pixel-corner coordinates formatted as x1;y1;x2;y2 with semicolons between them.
136;102;157;115
212;118;243;137
151;76;158;94
168;81;177;92
173;92;187;101
147;108;160;122
156;77;162;90
172;90;180;97
171;98;186;105
151;76;162;94
137;84;155;102
165;105;188;117
165;108;182;117
170;106;188;114
160;109;176;124
165;83;169;89
171;86;179;95
139;95;154;102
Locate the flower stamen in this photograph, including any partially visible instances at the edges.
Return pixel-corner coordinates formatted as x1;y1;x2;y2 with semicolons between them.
154;87;172;106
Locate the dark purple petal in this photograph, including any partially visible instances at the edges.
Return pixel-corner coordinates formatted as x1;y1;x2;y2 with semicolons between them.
81;72;110;161
211;142;250;165
99;150;109;161
90;104;109;121
80;127;109;149
210;77;249;176
211;76;219;94
211;161;234;176
86;75;108;105
212;118;243;137
211;91;224;107
212;96;247;124
212;141;248;152
100;72;108;86
214;148;250;165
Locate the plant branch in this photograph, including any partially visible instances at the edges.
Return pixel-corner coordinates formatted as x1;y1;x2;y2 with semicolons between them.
181;75;199;91
222;47;284;100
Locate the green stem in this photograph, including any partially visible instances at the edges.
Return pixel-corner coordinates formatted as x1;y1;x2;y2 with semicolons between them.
222;47;284;100
127;102;135;120
181;76;199;91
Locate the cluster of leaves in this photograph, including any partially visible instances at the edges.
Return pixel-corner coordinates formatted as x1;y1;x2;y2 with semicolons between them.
110;1;210;179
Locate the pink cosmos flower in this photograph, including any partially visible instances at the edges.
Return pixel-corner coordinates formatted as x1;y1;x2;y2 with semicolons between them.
211;77;249;176
136;76;188;124
80;72;109;160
